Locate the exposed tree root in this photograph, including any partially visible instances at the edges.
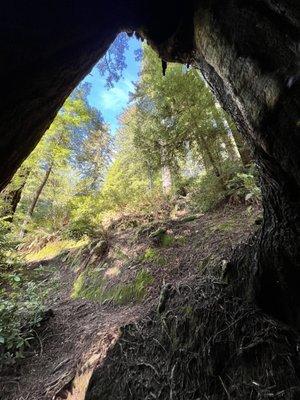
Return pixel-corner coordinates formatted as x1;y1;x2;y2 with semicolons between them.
86;277;300;400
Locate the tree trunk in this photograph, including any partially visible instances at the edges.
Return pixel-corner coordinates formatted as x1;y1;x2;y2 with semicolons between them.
219;128;239;161
20;164;52;237
160;142;172;195
0;167;30;222
161;165;172;195
211;108;240;161
146;161;154;191
230;128;252;166
27;164;52;218
195;129;223;180
189;1;300;328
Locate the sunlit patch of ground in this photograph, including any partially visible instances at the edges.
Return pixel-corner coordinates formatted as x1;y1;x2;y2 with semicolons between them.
25;238;89;262
104;266;121;278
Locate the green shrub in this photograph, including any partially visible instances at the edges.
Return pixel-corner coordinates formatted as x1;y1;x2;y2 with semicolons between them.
227;166;261;204
0;282;45;367
66;217;96;239
189;171;227;213
0;218;46;368
189;163;261;213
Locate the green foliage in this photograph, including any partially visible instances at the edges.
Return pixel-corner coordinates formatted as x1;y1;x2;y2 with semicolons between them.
227;167;261;204
0;218;18;268
0;224;45;367
11;85;111;236
0;282;45;367
189;163;260;213
66;216;97;239
189;171;227;213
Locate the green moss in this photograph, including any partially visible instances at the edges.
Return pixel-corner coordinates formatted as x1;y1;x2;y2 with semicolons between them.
143;248;158;261
143;247;166;266
107;269;154;305
26;238;88;262
71;267;153;305
209;219;237;234
161;234;174;247
71;273;85;299
216;220;236;232
175;235;187;246
179;215;198;223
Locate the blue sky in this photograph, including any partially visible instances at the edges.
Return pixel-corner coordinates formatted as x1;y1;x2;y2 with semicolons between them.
83;36;141;134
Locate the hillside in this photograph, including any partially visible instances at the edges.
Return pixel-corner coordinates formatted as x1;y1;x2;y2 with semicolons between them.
0;205;262;400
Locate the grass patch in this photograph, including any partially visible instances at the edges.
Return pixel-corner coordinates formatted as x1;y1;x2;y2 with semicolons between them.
25;238;88;262
175;235;187;246
161;234;174;247
115;248;129;261
143;248;158;261
71;268;153;305
108;269;154;305
215;220;236;232
143;248;166;266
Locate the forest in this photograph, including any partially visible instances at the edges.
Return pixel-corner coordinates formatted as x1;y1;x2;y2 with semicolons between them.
0;41;262;396
0;1;299;396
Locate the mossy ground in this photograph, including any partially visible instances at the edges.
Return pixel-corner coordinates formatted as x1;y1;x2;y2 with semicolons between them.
72;267;153;305
25;238;88;263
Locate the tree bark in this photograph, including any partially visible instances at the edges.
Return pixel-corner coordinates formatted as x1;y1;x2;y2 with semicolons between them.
146;161;154;191
211;108;240;161
219;114;249;164
194;126;224;183
0;167;30;222
27;164;52;218
161;165;172;195
188;1;300;328
20;164;52;237
230;128;252;166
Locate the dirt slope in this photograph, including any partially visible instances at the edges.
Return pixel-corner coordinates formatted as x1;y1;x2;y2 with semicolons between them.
0;205;261;400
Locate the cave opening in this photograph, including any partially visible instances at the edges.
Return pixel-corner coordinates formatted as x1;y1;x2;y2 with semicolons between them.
1;1;300;399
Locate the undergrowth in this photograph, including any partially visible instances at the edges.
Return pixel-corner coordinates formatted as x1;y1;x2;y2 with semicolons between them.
189;163;261;213
0;219;46;369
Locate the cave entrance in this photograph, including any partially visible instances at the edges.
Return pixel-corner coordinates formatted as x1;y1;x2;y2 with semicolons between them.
1;0;300;339
3;32;256;253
